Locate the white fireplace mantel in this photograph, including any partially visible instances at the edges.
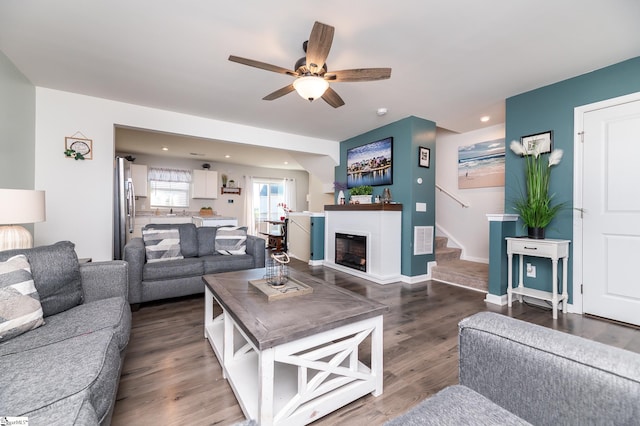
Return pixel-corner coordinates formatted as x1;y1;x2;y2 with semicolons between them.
323;204;402;284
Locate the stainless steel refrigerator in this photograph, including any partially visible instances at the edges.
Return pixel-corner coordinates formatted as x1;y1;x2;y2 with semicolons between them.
113;156;136;260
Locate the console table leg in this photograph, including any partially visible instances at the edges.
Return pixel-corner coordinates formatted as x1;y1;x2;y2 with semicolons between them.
507;253;513;307
552;259;559;319
562;257;569;314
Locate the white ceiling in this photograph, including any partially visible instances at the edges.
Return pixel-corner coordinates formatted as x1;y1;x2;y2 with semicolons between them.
1;1;639;166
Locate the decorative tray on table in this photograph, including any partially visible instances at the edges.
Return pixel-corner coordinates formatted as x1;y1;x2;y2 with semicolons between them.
249;277;313;301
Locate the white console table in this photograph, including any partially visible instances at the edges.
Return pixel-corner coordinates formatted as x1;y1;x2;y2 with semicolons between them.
506;237;570;319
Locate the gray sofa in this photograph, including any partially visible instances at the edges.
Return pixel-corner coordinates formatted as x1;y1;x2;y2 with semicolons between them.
0;241;131;425
386;312;640;426
124;223;265;305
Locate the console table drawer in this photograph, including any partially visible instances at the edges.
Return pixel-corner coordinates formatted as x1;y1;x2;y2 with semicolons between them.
508;239;565;258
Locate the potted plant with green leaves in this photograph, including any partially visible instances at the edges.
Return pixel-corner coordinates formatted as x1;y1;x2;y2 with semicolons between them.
349;185;373;204
509;140;565;239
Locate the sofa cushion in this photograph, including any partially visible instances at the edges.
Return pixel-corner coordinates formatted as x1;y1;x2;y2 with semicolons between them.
0;296;131;356
385;385;532;426
145;223;198;258
202;254;255;274
0;241;83;317
0;328;121;423
143;257;204;281
143;228;184;263
196;226;217;257
215;226;247;255
0;255;45;342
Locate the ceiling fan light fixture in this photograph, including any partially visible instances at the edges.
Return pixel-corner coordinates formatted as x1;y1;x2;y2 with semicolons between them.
293;76;329;101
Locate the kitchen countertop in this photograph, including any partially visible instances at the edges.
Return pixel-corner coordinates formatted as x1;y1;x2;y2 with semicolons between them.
192;216;237;220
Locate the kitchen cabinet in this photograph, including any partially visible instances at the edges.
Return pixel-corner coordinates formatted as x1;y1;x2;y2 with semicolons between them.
130;215;193;240
192;170;218;199
131;164;148;197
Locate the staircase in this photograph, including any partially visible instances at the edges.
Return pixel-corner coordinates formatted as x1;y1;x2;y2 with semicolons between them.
431;236;488;292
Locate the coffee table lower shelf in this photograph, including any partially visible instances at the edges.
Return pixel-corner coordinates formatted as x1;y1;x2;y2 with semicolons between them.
204;287;383;425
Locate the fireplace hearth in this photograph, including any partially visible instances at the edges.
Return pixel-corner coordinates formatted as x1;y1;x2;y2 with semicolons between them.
335;233;367;272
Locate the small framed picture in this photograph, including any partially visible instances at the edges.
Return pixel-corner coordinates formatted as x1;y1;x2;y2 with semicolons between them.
520;131;553;156
418;146;430;168
65;136;93;160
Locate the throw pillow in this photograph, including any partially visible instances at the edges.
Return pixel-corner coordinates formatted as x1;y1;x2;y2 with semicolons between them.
215;226;247;255
0;255;45;342
143;228;184;263
0;241;84;317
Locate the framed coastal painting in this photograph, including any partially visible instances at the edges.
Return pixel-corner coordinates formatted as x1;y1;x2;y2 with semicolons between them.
458;138;505;189
346;137;393;188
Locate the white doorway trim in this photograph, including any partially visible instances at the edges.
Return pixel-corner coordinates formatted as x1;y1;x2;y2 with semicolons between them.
572;91;640;314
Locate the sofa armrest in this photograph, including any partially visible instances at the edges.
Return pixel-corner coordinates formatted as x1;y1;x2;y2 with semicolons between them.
80;260;129;303
123;237;145;304
458;312;640;425
246;235;265;268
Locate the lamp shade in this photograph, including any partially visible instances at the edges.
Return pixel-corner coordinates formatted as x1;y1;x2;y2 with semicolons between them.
0;189;46;225
293;76;329;101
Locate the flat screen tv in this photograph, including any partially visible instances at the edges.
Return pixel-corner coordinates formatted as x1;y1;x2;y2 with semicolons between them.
347;137;393;188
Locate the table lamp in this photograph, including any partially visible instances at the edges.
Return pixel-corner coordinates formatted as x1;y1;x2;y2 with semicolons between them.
0;189;46;251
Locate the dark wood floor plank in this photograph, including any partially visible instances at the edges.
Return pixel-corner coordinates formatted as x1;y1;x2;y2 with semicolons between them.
112;259;640;425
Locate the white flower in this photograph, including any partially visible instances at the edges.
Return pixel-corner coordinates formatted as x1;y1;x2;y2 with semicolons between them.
548;149;563;167
509;140;525;156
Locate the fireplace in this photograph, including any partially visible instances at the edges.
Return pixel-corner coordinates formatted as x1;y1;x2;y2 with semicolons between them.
335;233;367;272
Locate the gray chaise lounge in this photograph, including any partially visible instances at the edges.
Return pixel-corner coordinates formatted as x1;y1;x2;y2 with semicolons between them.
386;312;640;425
0;241;131;425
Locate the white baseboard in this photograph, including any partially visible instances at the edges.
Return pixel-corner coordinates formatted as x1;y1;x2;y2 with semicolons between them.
308;259;324;266
485;293;508;306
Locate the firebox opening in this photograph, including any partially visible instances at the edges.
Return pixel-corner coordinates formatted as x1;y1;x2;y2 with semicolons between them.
335;233;367;272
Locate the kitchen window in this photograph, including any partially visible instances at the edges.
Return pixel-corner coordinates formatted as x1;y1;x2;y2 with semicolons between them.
148;168;191;208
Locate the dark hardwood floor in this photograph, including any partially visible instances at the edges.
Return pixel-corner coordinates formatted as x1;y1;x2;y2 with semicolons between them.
112;260;640;425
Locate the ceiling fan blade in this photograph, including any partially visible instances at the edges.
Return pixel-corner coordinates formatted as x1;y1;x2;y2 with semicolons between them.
325;68;392;82
228;55;298;76
321;87;345;108
306;21;335;74
263;84;296;101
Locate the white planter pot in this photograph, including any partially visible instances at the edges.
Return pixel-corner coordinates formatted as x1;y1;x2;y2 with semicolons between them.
350;195;372;204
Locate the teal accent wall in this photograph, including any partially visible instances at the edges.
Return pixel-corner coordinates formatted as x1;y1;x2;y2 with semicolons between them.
336;116;437;277
0;51;35;189
310;215;325;261
505;56;640;302
488;219;517;296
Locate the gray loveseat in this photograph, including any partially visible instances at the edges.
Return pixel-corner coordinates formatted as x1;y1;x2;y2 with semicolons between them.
0;241;131;425
386;312;640;425
124;223;265;305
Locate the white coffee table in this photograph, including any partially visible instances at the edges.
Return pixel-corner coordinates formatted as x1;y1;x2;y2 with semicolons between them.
203;268;388;425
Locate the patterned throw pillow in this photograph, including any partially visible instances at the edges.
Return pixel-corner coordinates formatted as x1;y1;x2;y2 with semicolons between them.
0;255;45;342
143;228;184;263
215;226;247;255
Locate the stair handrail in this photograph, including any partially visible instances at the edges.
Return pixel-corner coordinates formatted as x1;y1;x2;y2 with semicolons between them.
435;184;470;208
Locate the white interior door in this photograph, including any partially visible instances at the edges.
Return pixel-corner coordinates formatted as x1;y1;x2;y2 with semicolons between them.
582;97;640;326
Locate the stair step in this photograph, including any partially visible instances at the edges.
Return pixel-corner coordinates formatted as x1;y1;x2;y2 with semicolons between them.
431;259;489;292
435;247;462;263
435;236;449;249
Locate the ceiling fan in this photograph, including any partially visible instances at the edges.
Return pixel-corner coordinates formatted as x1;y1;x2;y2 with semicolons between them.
228;21;391;108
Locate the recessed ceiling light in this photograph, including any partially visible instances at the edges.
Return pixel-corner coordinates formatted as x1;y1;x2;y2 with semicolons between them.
480;116;490;122
225;155;231;158
376;107;388;116
162;147;169;151
284;161;289;165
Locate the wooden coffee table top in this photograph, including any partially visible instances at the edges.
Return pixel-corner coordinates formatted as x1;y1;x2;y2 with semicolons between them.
203;268;388;350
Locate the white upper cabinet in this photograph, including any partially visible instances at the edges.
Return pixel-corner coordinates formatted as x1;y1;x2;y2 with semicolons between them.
131;164;148;197
192;169;218;199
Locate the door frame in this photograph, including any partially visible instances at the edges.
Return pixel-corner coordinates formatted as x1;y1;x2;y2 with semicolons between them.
572;91;640;314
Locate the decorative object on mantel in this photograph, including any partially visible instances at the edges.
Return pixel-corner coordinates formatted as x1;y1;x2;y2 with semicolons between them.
382;188;392;203
334;181;347;205
64;131;93;160
349;185;373;204
509;138;565;239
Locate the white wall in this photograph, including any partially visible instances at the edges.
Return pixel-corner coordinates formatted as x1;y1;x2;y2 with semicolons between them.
34;88;339;260
436;124;505;263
